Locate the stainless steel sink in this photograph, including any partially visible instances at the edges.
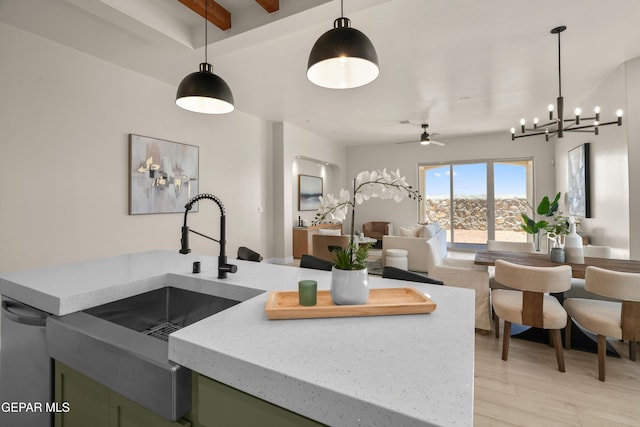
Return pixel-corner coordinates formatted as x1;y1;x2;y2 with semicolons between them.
47;279;264;421
84;286;241;341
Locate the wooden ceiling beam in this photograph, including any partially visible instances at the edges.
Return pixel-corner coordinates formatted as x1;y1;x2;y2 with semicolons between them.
255;0;279;13
178;0;231;31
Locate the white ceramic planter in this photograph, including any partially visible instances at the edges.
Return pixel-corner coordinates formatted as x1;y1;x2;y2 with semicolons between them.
330;267;369;305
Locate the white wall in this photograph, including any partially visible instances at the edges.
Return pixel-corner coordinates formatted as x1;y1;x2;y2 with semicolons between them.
0;23;274;272
346;132;556;237
626;57;640;259
271;122;345;263
554;61;633;259
292;158;338;226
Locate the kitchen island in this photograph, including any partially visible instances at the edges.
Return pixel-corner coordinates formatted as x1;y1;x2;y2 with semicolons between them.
0;250;475;426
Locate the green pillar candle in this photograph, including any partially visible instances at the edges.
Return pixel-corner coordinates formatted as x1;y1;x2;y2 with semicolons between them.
298;280;317;306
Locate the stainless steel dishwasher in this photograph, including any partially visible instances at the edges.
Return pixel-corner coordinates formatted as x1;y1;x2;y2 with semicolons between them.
0;296;53;427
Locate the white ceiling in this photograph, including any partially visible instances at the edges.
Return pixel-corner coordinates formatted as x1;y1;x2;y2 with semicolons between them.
2;0;640;146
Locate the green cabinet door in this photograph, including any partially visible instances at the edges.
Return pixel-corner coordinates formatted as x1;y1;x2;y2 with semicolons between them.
192;373;325;427
55;360;190;427
55;360;110;427
109;391;190;427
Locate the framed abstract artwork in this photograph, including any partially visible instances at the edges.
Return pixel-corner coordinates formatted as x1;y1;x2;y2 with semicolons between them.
567;143;591;218
129;134;199;215
298;174;323;211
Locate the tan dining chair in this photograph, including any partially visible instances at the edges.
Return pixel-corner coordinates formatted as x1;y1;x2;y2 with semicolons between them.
487;240;536;253
487;240;536;290
492;260;572;371
564;266;640;381
565;245;616;302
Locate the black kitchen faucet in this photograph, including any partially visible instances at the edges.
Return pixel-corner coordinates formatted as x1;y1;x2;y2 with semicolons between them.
179;193;237;279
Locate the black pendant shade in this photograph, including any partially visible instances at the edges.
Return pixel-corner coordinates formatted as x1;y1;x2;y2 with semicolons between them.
307;17;379;89
175;0;234;114
176;62;234;114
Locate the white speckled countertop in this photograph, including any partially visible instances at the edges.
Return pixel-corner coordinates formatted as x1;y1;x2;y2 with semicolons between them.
0;250;474;426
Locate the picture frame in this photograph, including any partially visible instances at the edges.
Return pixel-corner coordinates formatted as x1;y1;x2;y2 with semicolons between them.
567;143;591;218
298;174;323;211
129;134;199;215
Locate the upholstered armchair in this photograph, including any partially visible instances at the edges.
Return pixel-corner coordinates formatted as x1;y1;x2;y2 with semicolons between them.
362;222;393;240
424;236;492;332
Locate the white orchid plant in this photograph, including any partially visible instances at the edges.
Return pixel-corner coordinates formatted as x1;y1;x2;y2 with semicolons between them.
313;169;422;270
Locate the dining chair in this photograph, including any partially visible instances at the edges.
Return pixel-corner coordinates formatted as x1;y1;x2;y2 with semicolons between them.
487;240;536;291
492;260;572;372
382;266;443;285
299;254;334;271
486;240;536;253
425;237;492;332
565;245;616;302
582;245;613;258
564;266;640;381
237;246;263;262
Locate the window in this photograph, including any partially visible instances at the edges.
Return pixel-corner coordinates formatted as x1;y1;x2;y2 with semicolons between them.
419;159;533;249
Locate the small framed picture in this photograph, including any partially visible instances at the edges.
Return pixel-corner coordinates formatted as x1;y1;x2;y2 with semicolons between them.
298;175;323;211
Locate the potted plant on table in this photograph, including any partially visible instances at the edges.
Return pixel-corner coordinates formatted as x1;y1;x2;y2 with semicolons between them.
520;192;561;252
313;169;421;304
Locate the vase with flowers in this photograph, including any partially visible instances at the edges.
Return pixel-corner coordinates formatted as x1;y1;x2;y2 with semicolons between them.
313;169;421;304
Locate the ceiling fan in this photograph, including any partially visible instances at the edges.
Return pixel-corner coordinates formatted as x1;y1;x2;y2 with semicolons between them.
397;123;446;146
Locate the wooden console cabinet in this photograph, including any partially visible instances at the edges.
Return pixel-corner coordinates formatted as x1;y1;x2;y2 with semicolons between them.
292;224;342;258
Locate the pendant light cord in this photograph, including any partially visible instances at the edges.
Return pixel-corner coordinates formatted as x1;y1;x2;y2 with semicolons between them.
340;0;344;18
204;0;208;64
557;30;562;97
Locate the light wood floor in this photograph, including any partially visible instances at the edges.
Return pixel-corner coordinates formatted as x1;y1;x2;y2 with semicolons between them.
474;324;640;426
286;260;639;425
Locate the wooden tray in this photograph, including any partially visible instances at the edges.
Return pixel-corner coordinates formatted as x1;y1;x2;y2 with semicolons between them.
265;287;436;320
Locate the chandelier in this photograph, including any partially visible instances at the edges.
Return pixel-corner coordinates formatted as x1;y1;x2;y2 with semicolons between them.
511;26;623;141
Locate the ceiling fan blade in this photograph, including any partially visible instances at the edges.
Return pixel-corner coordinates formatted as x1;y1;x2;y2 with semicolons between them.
429;140;446;146
395;140;419;145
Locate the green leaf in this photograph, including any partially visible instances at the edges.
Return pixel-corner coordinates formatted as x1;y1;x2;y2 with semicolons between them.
521;224;535;234
536;196;550;216
535;220;549;229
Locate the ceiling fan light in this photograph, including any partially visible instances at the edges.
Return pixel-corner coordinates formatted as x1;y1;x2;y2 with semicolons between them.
307;17;379;89
420;131;430;144
176;63;234;114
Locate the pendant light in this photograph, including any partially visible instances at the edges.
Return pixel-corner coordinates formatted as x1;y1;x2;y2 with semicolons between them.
307;0;379;89
176;0;234;114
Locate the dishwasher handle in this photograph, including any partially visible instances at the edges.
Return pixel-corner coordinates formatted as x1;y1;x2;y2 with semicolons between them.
1;300;47;327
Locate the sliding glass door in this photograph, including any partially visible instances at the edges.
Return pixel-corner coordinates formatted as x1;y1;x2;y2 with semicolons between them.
420;159;532;249
453;163;487;245
493;161;531;243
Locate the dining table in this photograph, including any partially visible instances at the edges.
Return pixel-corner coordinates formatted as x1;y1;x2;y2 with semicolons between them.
475;250;640;356
474;250;640;279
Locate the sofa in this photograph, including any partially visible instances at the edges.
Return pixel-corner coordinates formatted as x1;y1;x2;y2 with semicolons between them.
382;223;447;273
